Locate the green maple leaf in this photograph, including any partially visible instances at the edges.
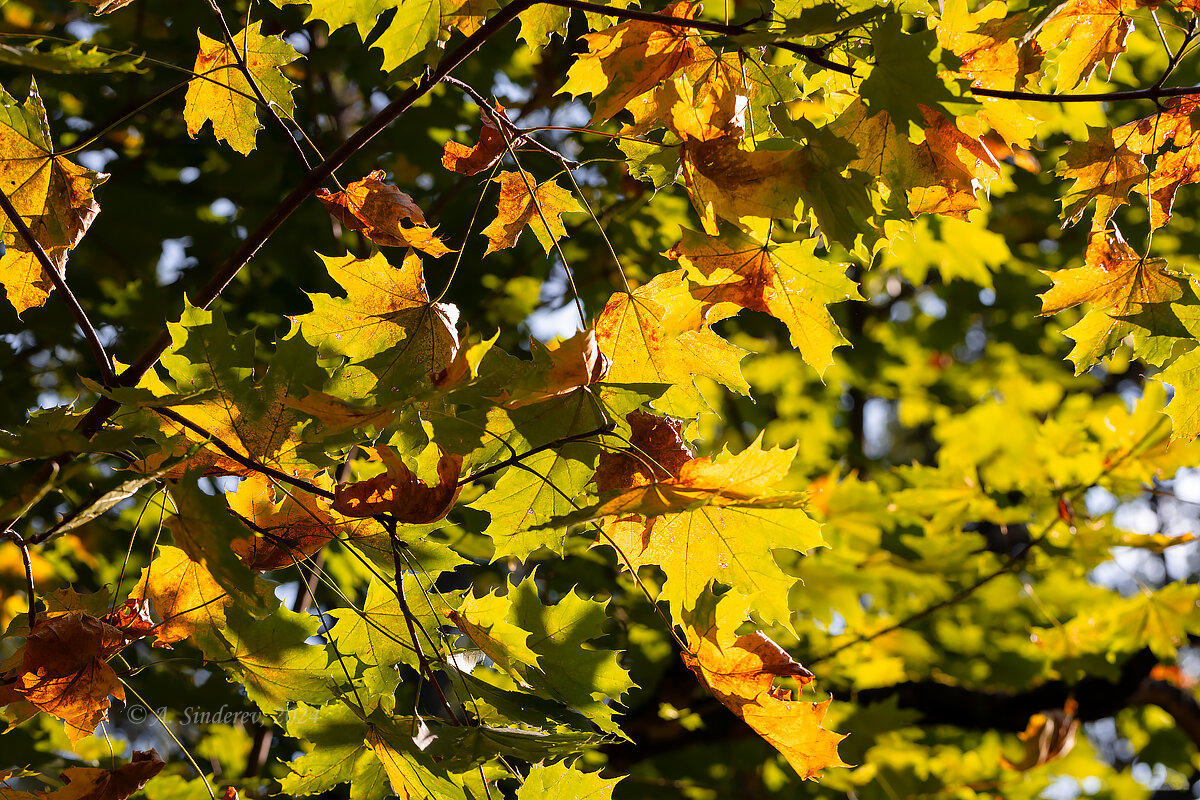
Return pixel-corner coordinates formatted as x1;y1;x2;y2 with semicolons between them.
517;762;623;800
184;21;301;154
1158;347;1200;442
860;14;960;135
509;580;635;734
329;574;456;674
215;604;336;713
516;5;571;46
273;0;390;38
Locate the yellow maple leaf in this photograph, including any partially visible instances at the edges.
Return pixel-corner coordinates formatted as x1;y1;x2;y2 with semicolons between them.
480;170;582;254
1040;229;1182;316
0;82;107;315
1036;0;1145;91
1115;96;1200;229
129;545;231;647
184;22;300;155
1057;127;1148;229
558;1;704;123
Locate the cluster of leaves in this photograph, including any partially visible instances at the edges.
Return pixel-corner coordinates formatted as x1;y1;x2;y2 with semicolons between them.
3;0;1200;797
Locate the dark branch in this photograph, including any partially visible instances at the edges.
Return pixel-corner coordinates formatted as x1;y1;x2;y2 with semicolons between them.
971;83;1200;103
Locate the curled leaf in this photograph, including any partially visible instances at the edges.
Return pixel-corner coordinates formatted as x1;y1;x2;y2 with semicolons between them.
47;749;165;800
999;700;1080;771
442;103;509;175
317;170;452;256
333;446;463;522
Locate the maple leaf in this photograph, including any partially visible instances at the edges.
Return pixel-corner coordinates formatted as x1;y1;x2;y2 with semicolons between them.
444;591;541;682
594;269;748;417
832;102;1001;221
496;329;611;408
860;13;959;132
1036;0;1144;90
129;545;231;647
1057;127;1148;229
682;594;848;780
7;613;130;742
442;104;508;175
517;763;622;800
667;227;860;376
43;750;165;800
297;250;460;388
558;1;703;123
80;0;138;12
333;445;463;522
480;170;582;255
1040;229;1182;316
595;410;693;490
934;0;1040;146
680;137;805;234
184;22;300;155
317;170;452;256
1115;97;1200;229
227;474;342;570
0;82;107;315
591;418;823;627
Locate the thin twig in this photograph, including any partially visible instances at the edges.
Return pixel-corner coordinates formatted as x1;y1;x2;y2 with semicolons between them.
441;75;580;168
3;530;37;630
0;186;115;385
458;423;613;486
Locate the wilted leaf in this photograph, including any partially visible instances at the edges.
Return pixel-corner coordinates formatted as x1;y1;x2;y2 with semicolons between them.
442;104;508;176
333;445;463;522
43;749;165;800
317;170;451;256
1000;701;1080;771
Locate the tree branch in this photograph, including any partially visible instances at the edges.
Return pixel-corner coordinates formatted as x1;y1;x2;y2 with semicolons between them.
971;83;1200;103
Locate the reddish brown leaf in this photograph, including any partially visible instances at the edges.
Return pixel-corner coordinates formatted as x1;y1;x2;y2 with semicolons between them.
11;613;129;742
595;410;693;491
317;170;452;256
46;749;165;800
442;103;509;176
333;446;463;523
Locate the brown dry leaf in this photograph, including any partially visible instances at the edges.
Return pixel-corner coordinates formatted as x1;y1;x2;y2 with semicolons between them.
442;103;508;175
682;599;847;780
480;170;582;254
45;749;165;800
1116;97;1200;229
227;474;340;571
999;700;1080;771
1057;126;1148;229
558;1;703;123
129;545;230;647
100;599;155;644
595;410;693;491
333;446;463;522
10;613;130;742
317;170;451;256
0;82;107;315
1040;229;1183;316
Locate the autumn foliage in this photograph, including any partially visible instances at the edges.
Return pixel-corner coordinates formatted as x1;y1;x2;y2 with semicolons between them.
4;0;1200;798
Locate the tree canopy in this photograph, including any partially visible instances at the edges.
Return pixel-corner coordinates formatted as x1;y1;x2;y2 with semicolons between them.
3;0;1200;797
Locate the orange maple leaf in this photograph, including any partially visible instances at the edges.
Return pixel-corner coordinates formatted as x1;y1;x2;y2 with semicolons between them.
1057;126;1148;229
683;598;848;780
317;170;452;256
44;749;165;800
442;103;509;176
129;545;231;647
999;700;1080;771
333;445;463;522
1115;97;1200;229
498;328;611;408
558;1;704;123
480;170;582;254
1036;0;1148;90
228;474;341;571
